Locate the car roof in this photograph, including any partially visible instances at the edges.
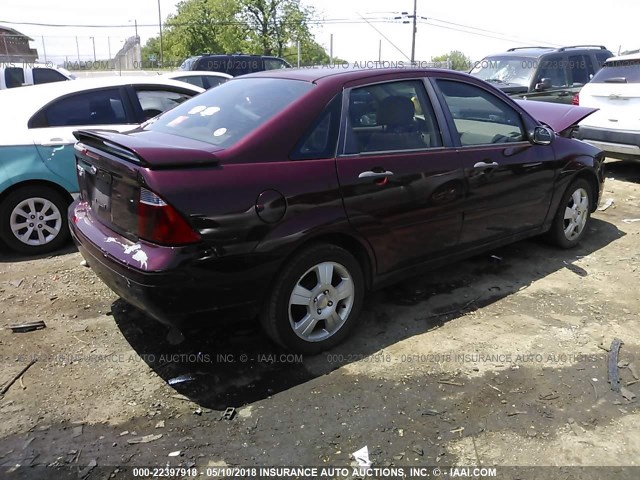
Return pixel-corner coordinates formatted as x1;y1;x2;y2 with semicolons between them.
237;66;457;84
606;52;640;62
163;70;233;79
0;76;204;131
482;46;611;59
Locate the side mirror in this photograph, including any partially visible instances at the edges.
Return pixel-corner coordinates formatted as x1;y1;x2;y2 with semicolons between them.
532;126;554;145
534;78;552;91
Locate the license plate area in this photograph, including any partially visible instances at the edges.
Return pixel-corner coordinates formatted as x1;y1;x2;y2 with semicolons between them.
90;169;113;215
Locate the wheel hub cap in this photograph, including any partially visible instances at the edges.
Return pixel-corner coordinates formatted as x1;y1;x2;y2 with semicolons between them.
10;197;62;247
288;261;355;343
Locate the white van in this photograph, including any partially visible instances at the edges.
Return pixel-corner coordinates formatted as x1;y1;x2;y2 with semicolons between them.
0;63;74;89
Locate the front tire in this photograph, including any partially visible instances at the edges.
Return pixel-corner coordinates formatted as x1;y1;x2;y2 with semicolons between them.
261;244;364;354
547;178;592;249
0;186;70;255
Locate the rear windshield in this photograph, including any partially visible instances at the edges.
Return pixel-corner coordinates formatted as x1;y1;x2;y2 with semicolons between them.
145;78;313;148
591;59;640;83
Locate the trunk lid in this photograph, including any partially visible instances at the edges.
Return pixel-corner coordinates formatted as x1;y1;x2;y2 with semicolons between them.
73;129;218;241
577;83;640;130
73;129;222;168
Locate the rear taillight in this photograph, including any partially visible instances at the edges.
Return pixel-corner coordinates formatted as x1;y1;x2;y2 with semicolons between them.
572;93;579;105
137;188;200;245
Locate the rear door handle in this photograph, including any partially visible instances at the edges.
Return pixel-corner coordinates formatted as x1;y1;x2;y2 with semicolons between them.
40;138;66;147
358;170;394;179
473;161;499;169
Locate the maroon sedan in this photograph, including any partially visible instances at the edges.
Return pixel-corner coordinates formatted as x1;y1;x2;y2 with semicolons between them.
69;68;604;353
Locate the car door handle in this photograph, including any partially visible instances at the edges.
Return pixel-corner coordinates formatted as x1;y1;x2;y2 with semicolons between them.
473;161;499;169
40;138;66;147
358;170;394;179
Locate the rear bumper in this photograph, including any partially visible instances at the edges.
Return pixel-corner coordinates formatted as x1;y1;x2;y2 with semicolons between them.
577;126;640;160
68;200;272;326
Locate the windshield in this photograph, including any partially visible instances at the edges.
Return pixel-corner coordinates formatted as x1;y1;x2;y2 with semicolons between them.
469;56;534;86
591;59;640;83
146;78;313;148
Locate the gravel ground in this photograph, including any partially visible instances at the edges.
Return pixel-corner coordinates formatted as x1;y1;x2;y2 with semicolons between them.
0;160;639;480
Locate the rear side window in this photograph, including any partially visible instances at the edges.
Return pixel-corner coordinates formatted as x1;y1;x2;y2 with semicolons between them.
591;59;640;83
292;94;342;160
146;78;313;148
203;76;228;89
568;54;594;85
265;58;289;70
33;68;68;85
33;88;128;127
344;80;443;154
4;67;25;88
535;55;568;87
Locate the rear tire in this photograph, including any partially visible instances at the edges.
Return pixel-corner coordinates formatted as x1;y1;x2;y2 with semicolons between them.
0;185;70;255
261;244;364;354
547;178;592;249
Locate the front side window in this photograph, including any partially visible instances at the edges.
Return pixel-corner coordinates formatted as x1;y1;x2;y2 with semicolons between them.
33;68;68;85
135;89;193;120
345;80;442;154
146;78;313;148
37;88;128;127
5;67;25;88
435;79;525;146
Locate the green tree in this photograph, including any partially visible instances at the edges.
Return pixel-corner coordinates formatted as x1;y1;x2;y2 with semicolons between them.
150;0;325;67
239;0;315;57
141;36;162;66
431;50;472;71
163;0;246;64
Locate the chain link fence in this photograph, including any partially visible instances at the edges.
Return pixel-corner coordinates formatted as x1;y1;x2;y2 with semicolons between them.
2;31;453;73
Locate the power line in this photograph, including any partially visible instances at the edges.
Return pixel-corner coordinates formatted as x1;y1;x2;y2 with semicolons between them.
424;17;561;47
418;20;562;47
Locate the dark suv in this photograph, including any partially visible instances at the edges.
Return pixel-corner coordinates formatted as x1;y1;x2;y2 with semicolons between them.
470;45;613;103
179;54;291;76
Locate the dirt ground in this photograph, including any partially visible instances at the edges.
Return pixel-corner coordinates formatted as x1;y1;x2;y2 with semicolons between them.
0;160;639;480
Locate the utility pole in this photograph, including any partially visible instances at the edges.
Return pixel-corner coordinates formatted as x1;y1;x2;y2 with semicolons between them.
410;0;417;64
41;35;47;63
90;37;96;62
157;0;164;67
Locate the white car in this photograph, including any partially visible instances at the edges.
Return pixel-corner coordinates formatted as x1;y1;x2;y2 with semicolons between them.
576;53;640;160
1;63;75;89
162;70;232;89
0;77;203;255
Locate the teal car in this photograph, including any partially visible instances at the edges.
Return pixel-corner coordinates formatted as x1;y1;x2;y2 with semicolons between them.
0;77;203;255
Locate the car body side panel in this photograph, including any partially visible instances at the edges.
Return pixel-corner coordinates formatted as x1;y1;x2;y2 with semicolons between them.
0;145;76;194
31;125;137;193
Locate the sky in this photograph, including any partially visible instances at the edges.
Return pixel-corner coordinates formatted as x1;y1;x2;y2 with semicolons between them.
1;0;639;66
